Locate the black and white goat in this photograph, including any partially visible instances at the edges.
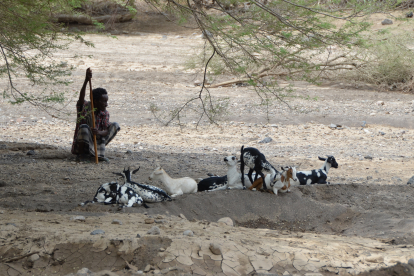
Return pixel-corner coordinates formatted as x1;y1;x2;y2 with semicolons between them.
80;181;120;206
292;156;339;185
80;180;148;208
240;146;278;190
197;174;228;192
115;167;172;203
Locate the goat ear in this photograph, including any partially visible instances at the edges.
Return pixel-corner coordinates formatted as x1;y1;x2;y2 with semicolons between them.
132;166;140;174
318;156;326;161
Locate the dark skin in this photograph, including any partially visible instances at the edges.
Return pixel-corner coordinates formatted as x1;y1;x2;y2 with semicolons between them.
78;68;109;155
78;68;109;137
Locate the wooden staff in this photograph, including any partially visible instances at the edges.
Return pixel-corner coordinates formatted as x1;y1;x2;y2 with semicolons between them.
89;78;99;164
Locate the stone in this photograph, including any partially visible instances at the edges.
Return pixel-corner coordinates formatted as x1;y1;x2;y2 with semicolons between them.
377;101;385;105
90;229;105;235
407;176;414;185
126;150;132;154
183;230;194;236
28;254;40;262
147;226;160;235
367;176;373;180
209;243;222;255
217;217;233;227
381;19;393;25
112;219;122;225
270;124;278;128
407;12;413;18
145;218;155;224
144;264;151;272
136;234;141;238
361;121;367;128
71;216;86;222
27;150;36;155
408;258;414;266
259;137;273;143
364;155;373;160
329;124;337;129
379;131;386;135
179;213;187;220
76;267;92;275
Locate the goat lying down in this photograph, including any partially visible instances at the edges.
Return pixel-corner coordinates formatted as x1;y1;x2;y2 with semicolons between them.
207;156;253;192
292;156;338;185
249;166;298;195
197;175;228;192
80;181;149;208
149;166;197;197
114;167;172;203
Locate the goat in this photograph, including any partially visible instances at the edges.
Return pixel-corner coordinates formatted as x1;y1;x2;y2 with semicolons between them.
292;156;339;185
240;146;278;190
198;175;228;192
80;181;120;206
80;180;148;208
116;185;148;208
114;167;172;203
208;156;253;192
148;166;197;197
249;166;297;195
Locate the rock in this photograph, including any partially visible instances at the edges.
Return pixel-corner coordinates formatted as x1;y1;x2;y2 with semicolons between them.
363;129;371;134
179;213;187;220
406;12;413;18
27;150;36;155
377;101;385;105
407;176;414;185
6;223;17;227
145;218;155;224
125;150;132;154
147;226;160;235
217;217;233;227
159;248;165;252
136;234;141;238
270;124;278;128
156;215;164;219
112;219;122;225
209;243;222;255
361;121;367;127
364;155;373;160
144;264;151;272
408;258;414;266
183;230;194;236
391;176;402;182
367;176;373;180
258;137;273;143
0;144;7;149
329;124;337;129
90;229;105;235
379;131;386;135
194;80;203;86
71;216;86;222
381;19;393;25
76;268;93;275
28;254;40;262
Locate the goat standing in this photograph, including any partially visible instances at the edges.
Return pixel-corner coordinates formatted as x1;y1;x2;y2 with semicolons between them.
240;146;278;190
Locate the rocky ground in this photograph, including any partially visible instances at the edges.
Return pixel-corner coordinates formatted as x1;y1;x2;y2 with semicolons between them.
1;8;414;276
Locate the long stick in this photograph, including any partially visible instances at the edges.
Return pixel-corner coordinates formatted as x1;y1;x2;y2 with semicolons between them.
89;79;99;164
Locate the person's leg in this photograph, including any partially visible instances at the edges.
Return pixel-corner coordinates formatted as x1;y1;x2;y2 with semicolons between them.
75;124;94;162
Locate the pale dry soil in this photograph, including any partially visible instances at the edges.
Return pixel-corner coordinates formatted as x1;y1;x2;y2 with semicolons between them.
1;12;414;276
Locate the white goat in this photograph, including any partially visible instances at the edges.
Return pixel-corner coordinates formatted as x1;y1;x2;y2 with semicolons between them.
148;166;197;197
209;156;252;191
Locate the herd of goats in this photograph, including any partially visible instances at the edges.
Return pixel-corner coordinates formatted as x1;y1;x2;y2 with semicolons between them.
81;146;339;209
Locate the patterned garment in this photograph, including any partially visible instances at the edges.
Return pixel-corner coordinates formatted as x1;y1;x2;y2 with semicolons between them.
74;123;120;157
71;100;119;156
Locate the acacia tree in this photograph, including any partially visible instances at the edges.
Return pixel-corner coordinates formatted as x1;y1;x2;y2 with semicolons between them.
0;0;92;113
148;0;401;125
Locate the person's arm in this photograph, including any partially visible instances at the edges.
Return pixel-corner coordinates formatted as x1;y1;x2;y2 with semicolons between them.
78;68;92;106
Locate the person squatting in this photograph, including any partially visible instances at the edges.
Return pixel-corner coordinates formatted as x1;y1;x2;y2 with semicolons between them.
71;68;120;162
